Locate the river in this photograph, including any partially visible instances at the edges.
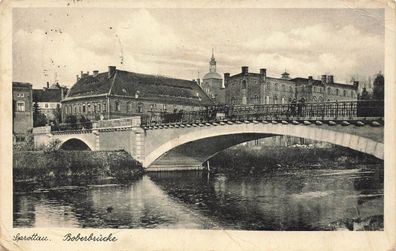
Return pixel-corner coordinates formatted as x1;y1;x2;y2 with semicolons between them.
14;164;383;230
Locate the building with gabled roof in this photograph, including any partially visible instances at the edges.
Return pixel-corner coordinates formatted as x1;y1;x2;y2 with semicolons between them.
61;66;214;121
33;82;68;121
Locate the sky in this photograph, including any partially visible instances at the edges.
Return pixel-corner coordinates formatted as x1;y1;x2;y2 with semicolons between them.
13;8;384;89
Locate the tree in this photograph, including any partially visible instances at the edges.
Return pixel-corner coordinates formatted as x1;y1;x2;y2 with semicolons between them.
64;115;78;129
372;72;384;100
52;105;62;125
33;102;47;127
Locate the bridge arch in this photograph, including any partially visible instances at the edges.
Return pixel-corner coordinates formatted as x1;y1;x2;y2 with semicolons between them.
58;137;95;151
144;124;383;168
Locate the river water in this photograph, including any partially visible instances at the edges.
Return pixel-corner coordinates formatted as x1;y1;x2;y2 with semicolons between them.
14;166;383;230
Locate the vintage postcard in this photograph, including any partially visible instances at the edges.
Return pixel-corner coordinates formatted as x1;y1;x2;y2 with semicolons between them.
0;0;395;250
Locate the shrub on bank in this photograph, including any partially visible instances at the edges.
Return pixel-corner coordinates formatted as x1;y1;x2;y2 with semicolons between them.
209;145;383;176
13;150;144;184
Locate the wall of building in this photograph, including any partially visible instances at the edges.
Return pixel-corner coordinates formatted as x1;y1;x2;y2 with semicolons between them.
225;69;358;105
13;84;33;141
62;96;205;122
202;78;225;104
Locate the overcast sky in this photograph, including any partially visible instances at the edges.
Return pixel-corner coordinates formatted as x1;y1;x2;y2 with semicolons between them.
13;8;384;88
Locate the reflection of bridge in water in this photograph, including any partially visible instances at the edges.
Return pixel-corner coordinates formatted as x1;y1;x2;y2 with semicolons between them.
33;100;384;171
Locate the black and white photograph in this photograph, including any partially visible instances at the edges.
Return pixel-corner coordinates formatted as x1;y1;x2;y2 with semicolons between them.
1;1;396;250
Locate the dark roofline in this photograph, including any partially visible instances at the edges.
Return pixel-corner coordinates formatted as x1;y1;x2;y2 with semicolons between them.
291;77;358;89
228;72;293;82
13;82;32;88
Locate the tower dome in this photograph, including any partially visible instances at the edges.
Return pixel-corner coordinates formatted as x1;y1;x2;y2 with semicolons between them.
203;49;222;80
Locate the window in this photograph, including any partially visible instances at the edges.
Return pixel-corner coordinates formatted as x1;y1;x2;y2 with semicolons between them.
137;103;144;113
163;104;167;111
282;84;285;92
267;83;271;90
327;87;331;95
103;103;107;112
275;83;279;91
74;105;77;114
17;101;25;112
273;95;278;104
82;104;86;113
128;102;133;112
45;103;49;108
265;96;270;104
98;103;101;112
242;80;247;89
88;103;91;113
115;101;120;111
17;93;25;98
343;90;347;97
289;86;293;92
336;89;339;95
281;97;286;104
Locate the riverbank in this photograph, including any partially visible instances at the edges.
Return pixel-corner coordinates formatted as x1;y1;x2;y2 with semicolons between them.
209;145;383;176
13;150;144;189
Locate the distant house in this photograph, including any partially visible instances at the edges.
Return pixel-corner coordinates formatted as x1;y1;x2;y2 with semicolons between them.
33;82;68;121
13;82;33;142
61;66;214;121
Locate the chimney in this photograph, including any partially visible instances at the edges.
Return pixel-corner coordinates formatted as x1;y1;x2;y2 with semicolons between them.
224;73;230;87
308;76;313;85
108;66;116;78
46;82;49;88
76;75;80;81
80;71;83;77
241;66;249;75
353;80;359;87
327;75;334;84
321;75;327;84
86;71;89;76
197;78;201;85
93;70;99;77
260;68;267;79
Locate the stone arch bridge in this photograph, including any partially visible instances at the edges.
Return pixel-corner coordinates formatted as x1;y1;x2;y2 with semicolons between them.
33;115;384;171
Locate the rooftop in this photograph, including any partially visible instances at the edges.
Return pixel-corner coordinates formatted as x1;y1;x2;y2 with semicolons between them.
65;67;214;106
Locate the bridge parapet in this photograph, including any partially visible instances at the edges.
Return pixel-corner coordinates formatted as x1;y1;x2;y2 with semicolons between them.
97;116;141;129
32;126;51;134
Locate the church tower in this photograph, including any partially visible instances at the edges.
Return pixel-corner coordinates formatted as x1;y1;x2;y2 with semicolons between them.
201;49;225;104
209;49;217;73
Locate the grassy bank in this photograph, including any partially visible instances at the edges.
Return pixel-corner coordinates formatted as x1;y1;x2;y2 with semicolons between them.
209;145;383;176
13;150;144;186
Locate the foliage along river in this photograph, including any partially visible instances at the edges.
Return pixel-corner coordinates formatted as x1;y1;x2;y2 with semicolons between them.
14;164;383;230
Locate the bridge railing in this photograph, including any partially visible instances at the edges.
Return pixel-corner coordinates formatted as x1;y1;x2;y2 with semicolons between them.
141;100;384;126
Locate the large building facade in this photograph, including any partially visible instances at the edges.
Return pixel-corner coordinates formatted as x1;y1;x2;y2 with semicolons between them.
61;66;214;122
224;66;359;105
13;82;33;142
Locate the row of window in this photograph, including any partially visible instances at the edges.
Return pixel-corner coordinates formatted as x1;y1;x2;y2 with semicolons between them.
231;95;350;105
64;102;108;115
64;100;189;116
